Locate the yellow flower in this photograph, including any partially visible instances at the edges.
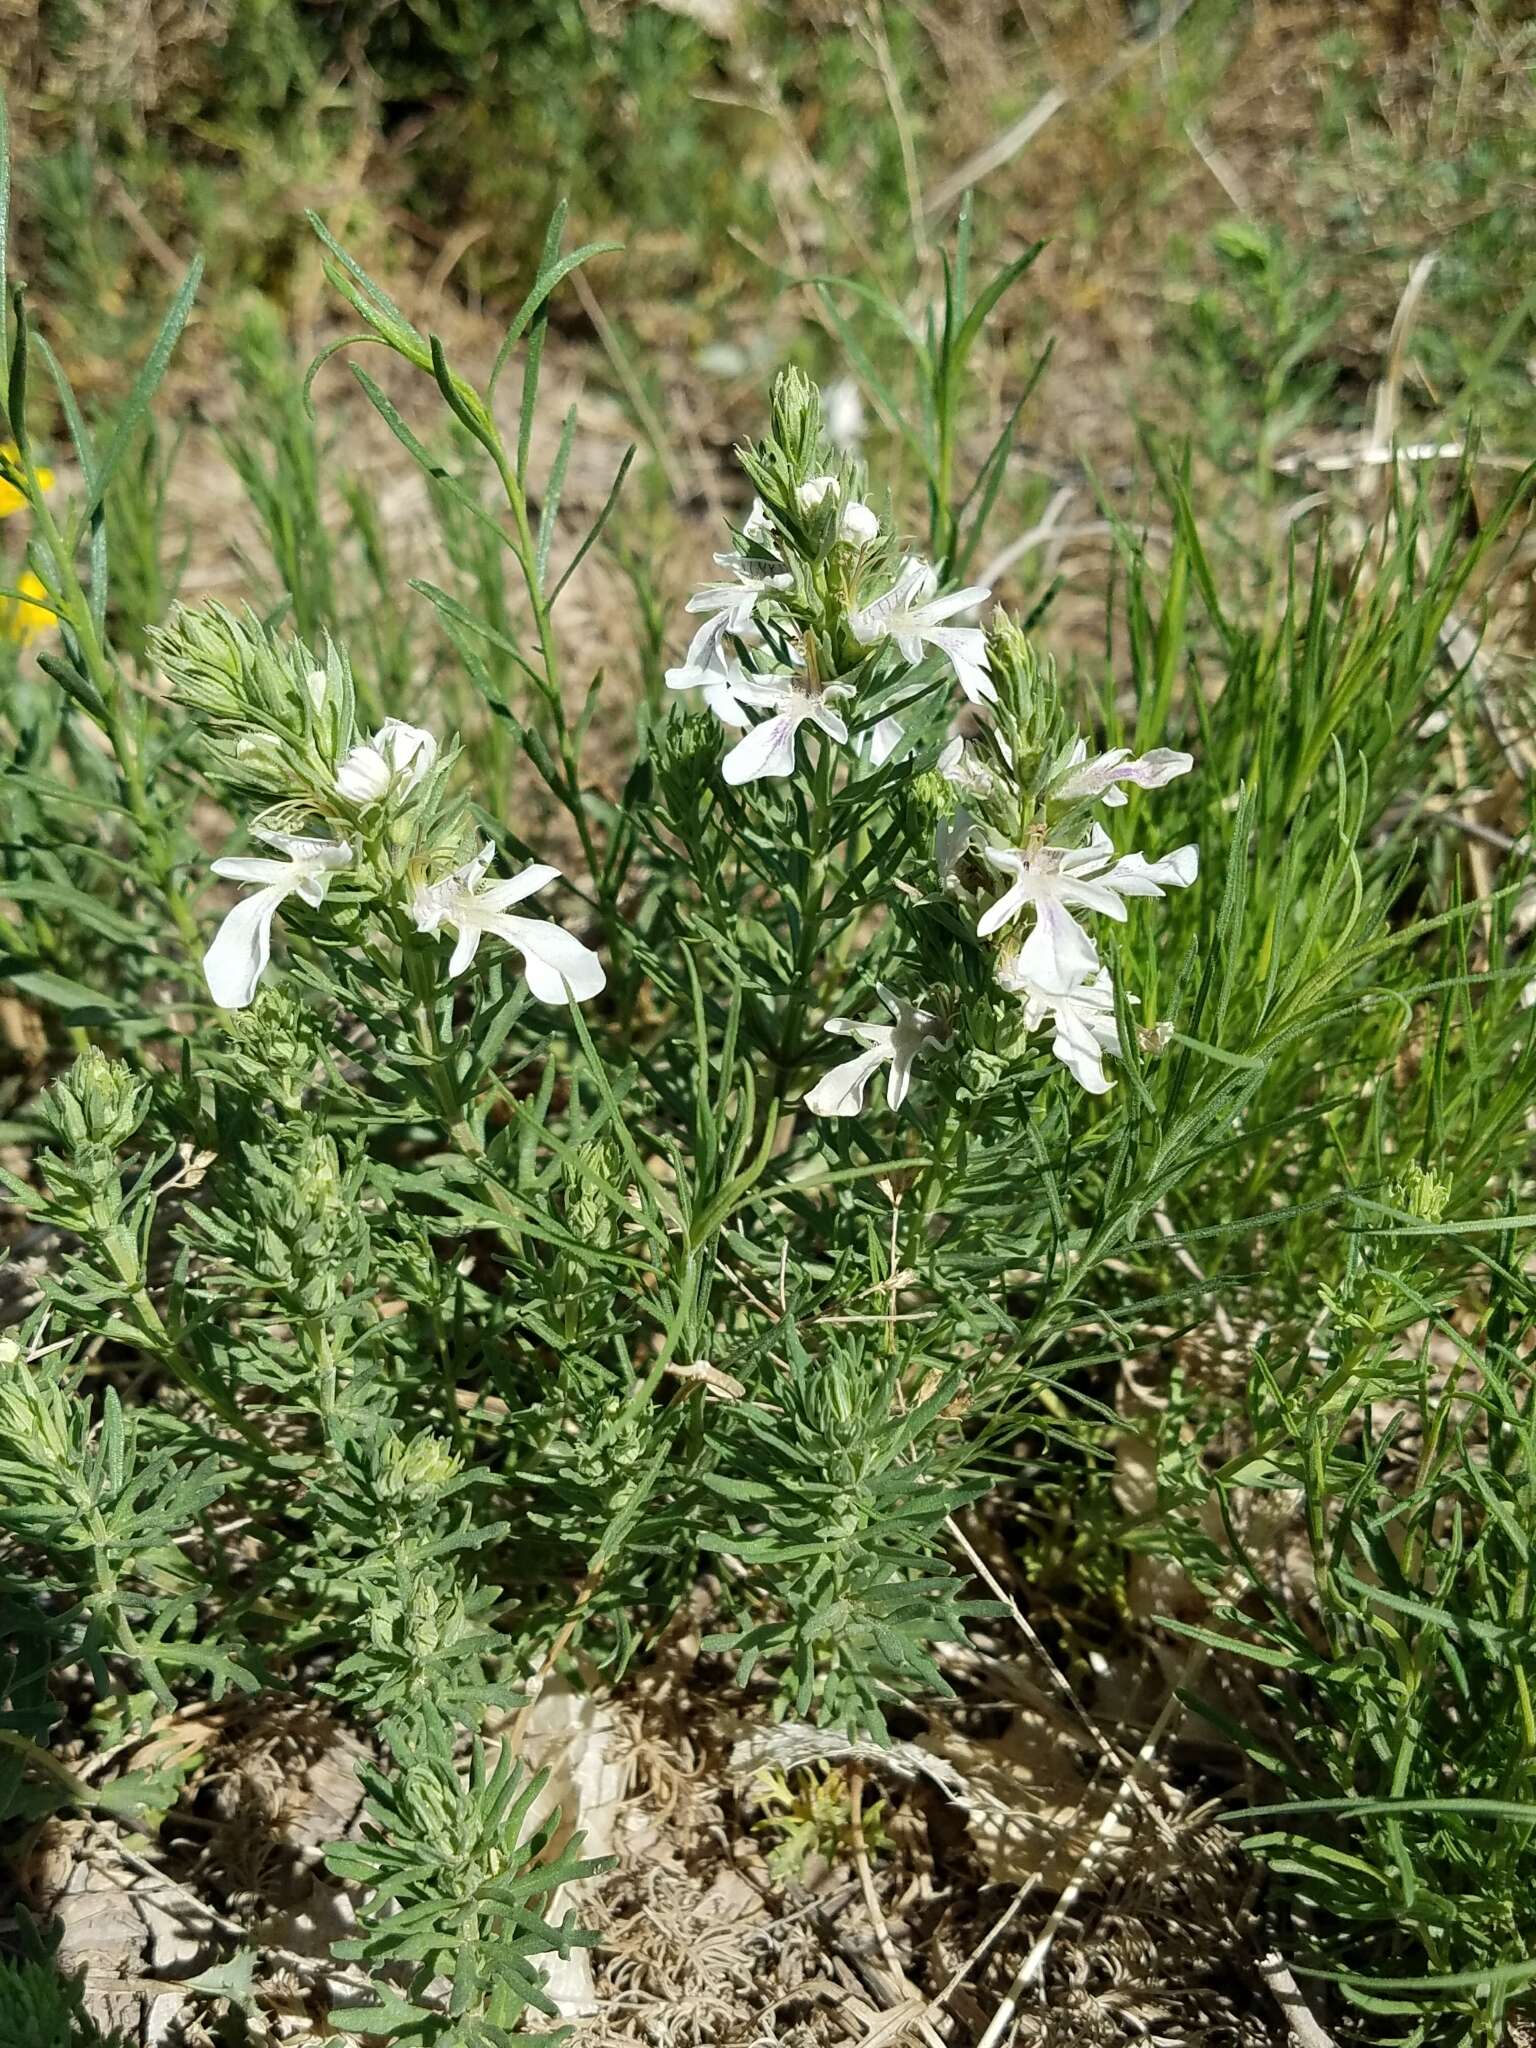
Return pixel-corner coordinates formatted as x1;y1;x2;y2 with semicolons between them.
0;442;53;519
1;571;54;645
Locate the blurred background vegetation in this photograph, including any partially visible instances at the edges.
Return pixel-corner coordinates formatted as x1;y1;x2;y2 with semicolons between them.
0;0;1528;863
1;0;1532;819
5;0;1532;465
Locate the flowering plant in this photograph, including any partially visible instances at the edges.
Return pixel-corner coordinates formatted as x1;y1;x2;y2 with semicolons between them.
1;107;1534;2044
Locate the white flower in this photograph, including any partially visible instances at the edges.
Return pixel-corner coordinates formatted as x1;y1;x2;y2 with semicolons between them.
1053;737;1194;808
722;678;853;786
824;378;866;452
203;828;353;1011
334;720;438;803
977;823;1198;985
410;843;605;1004
804;986;944;1117
792;473;878;541
686;551;792;636
743;497;778;549
664;616;757;729
938;734;1001;800
850;559;993;704
999;953;1128;1095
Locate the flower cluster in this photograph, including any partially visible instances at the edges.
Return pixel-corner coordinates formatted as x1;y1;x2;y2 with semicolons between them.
659;375;1198;1110
159;610;606;1014
950;686;1197;1092
665;376;989;799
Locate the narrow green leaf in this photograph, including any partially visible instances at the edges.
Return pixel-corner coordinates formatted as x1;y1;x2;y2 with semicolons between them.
4;969;119;1021
86;257;203;520
551;444;635;603
490;237;623;396
537;403;579;585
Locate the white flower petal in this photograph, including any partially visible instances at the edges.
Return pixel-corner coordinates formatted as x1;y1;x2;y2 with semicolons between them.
866;715;903;766
935;809;973;886
210;856;293;886
808;698;849;744
924;625;995;704
938;737;995;799
743;497;777;547
448;925;482;979
703;675;753;728
1128;747;1194;789
722;713;799;785
1056;743;1193;807
478;863;562;912
1058;874;1132;921
685;583;757;633
1052;1008;1114;1093
334;746;392;803
252;829;353;867
976;870;1033;940
681;611;730;670
204;883;286;1011
381;718;437;773
666;631;761;730
335;720;435;805
454;842;498;891
1105;843;1199;896
920;584;990;623
805;1044;889;1119
848;564;924;643
732;673;797;711
827;1018;895;1051
1017;899;1101;987
492;914;607;1004
887;1040;917;1108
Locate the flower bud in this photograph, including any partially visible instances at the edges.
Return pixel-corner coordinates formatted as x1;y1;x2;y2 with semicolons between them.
768;367;826;471
42;1048;148;1155
796;475;839;512
378;1429;462;1504
1388;1161;1450;1223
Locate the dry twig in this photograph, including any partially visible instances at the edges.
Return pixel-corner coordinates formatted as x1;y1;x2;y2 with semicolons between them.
1257;1949;1338;2048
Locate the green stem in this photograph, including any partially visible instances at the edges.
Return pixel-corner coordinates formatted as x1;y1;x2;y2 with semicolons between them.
488;444;606;904
774;740;835;1095
398;925;523;1240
